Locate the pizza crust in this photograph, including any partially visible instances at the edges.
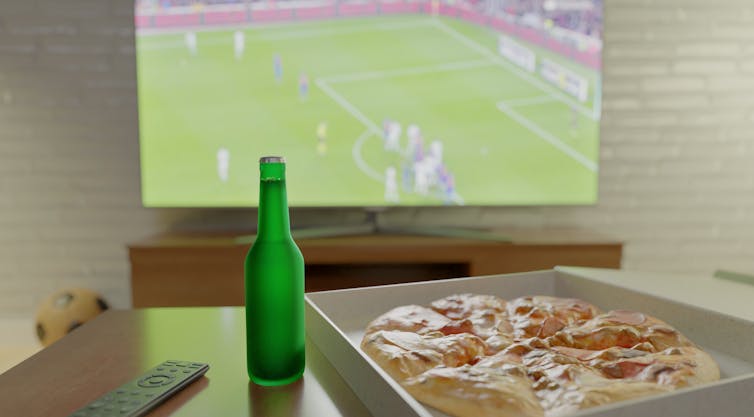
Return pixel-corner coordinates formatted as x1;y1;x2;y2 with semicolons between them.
364;305;451;335
403;365;545;417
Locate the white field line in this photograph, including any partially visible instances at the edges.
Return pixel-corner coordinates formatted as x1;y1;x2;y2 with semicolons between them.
353;130;384;181
496;101;597;172
321;59;492;84
431;19;598;121
503;95;557;107
315;80;384;181
315;79;382;135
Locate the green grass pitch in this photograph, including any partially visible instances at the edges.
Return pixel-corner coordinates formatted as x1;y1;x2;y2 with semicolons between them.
136;15;600;207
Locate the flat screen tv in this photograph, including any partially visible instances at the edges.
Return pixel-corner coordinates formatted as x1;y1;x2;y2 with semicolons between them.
135;0;602;207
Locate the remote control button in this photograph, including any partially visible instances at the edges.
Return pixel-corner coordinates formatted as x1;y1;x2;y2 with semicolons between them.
115;390;126;395
182;370;191;373
169;369;177;373
137;374;175;388
156;367;165;371
191;363;203;367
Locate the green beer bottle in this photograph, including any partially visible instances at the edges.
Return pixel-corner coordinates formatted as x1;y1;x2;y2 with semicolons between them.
245;156;305;386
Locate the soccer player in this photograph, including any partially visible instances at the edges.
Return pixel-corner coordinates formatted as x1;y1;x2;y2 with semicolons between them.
185;31;197;56
401;159;412;191
413;159;429;196
384;166;399;203
316;122;327;156
407;124;420;144
234;30;245;60
443;171;456;205
410;134;424;163
429;140;443;165
299;73;309;99
382;119;391;141
273;53;282;82
422;140;442;186
407;124;422;157
424;154;439;187
386;121;401;152
217;147;230;182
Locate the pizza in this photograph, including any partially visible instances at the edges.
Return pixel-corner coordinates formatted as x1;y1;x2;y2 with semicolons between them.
361;294;720;417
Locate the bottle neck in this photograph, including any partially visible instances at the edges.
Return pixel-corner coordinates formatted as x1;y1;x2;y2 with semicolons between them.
257;164;291;241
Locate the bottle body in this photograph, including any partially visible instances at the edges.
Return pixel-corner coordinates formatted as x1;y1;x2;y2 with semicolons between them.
245;157;305;386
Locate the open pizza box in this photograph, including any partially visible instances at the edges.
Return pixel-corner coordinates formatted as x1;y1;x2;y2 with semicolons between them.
305;267;754;417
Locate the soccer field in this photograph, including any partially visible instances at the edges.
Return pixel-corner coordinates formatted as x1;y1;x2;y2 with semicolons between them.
136;15;600;207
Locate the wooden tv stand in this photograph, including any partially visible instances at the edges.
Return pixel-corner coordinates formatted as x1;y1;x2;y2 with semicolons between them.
128;229;622;307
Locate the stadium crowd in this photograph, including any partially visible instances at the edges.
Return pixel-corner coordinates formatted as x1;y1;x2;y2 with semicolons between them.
499;0;602;38
138;0;602;38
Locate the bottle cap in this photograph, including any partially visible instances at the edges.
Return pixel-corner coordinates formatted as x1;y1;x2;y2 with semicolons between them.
260;156;285;164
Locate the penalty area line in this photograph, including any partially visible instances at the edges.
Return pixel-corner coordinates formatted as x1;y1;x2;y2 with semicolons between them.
315;79;384;182
431;19;598;122
496;101;597;172
315;79;382;136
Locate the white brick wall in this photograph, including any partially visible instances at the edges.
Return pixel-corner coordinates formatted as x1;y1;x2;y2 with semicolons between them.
0;0;161;317
1;0;753;318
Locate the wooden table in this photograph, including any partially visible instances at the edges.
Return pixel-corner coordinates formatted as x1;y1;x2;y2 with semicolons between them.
0;308;372;417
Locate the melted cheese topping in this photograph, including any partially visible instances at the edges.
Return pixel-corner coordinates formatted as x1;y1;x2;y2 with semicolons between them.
362;294;720;417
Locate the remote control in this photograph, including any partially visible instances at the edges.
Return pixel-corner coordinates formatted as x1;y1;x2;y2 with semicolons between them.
66;360;209;417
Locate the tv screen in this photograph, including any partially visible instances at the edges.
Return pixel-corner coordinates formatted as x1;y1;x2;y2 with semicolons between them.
135;0;602;207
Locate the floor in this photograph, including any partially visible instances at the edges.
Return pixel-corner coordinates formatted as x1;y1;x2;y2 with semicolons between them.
0;318;42;374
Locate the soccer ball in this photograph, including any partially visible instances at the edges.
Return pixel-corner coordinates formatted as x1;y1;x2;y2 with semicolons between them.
35;288;109;347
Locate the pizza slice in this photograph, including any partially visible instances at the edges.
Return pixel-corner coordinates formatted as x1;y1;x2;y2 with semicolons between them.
402;364;545;417
522;348;673;416
548;310;694;352
548;345;720;387
361;330;486;381
431;294;514;353
364;305;452;335
507;296;601;339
